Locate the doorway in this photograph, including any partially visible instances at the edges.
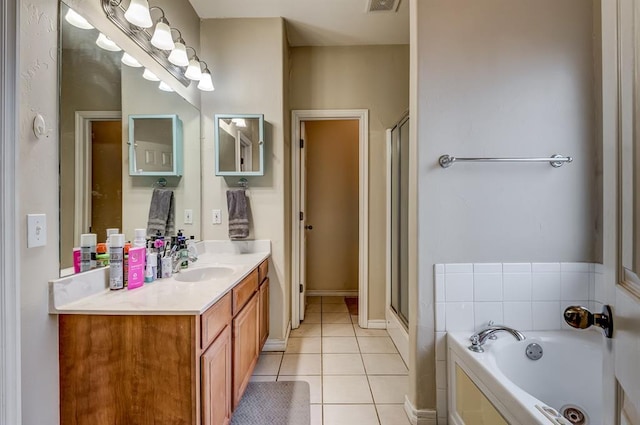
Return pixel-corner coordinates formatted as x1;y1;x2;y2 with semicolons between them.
291;109;369;330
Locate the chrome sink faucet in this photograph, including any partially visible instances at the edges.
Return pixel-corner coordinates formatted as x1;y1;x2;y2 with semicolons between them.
468;323;526;353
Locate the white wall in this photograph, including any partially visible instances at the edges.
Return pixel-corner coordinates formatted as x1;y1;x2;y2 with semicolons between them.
409;0;597;413
200;18;290;341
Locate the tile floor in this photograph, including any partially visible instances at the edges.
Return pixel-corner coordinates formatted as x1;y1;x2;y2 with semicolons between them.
251;296;411;425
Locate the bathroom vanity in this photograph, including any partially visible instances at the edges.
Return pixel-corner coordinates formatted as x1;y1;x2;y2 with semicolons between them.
51;241;270;425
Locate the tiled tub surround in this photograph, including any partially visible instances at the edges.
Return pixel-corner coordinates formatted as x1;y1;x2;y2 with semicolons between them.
434;262;604;424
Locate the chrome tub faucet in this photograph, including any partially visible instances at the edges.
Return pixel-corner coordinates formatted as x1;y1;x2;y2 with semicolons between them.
468;322;526;353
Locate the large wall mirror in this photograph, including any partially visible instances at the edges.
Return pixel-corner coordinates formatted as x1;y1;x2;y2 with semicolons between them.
59;1;201;274
215;114;264;176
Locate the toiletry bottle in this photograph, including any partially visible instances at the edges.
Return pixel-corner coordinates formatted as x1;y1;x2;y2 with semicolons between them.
105;228;119;252
123;243;131;287
133;228;146;248
148;252;158;281
187;236;198;260
127;246;146;290
72;247;81;274
109;234;125;290
154;238;164;279
95;243;109;267
80;233;97;272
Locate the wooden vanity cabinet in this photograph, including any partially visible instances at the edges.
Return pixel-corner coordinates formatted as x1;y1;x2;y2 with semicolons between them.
59;258;270;425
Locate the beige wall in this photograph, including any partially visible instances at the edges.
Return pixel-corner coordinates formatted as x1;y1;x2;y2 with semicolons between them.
200;18;290;341
305;120;359;292
289;45;410;320
409;0;597;415
121;65;201;242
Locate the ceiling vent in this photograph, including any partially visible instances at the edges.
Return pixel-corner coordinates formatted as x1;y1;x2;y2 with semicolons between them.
366;0;400;13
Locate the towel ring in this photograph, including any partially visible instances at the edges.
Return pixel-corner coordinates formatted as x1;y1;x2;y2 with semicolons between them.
153;177;168;188
238;178;249;189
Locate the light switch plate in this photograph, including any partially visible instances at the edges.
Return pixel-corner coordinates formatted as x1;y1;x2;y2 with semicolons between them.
27;214;46;248
184;209;193;224
212;209;221;225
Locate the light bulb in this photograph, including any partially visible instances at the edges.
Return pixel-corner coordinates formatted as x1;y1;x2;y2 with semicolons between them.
168;42;189;67
124;0;153;28
142;69;160;81
65;8;93;30
150;18;175;50
96;33;121;52
159;81;174;92
121;52;142;67
197;69;215;92
184;58;202;81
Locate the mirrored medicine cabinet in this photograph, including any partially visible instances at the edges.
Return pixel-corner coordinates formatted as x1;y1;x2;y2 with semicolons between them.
129;114;183;176
215;114;265;176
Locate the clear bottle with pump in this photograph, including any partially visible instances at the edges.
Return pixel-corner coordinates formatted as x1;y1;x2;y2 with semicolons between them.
109;234;125;290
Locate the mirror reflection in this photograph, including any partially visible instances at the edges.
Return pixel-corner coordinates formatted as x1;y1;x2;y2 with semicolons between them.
129;114;182;176
215;114;264;175
59;2;201;274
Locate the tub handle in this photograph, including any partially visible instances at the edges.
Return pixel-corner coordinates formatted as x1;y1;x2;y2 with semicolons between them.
563;305;613;338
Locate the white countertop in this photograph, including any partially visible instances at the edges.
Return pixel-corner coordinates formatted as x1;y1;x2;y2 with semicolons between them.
49;240;271;315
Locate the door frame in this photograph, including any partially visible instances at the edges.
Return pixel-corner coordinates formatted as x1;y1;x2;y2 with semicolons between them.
74;111;121;244
0;0;21;423
291;109;369;329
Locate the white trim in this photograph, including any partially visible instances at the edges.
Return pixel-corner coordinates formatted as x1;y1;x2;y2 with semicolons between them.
262;321;291;352
404;395;438;425
0;0;21;423
306;290;359;297
367;320;387;329
386;307;409;365
291;109;369;330
74;111;121;246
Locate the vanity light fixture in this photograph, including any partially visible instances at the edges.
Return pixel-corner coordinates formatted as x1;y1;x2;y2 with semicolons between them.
184;55;202;81
149;8;175;51
158;81;174;92
142;68;160;81
123;0;152;28
197;62;215;92
65;8;94;30
121;52;142;67
96;33;122;51
167;30;189;67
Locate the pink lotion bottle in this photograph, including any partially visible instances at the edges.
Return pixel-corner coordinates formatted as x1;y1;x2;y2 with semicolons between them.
127;246;146;290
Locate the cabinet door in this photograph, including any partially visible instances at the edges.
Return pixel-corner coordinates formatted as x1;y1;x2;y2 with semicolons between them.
202;326;232;425
259;278;269;350
232;294;259;408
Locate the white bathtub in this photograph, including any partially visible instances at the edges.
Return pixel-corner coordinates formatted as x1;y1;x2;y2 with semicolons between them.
447;330;602;425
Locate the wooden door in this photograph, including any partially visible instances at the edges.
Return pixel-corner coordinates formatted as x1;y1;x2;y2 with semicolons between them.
232;294;259;409
91;120;122;240
202;326;232;425
259;278;270;350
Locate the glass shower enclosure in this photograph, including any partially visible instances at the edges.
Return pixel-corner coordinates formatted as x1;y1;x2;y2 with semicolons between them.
389;113;409;328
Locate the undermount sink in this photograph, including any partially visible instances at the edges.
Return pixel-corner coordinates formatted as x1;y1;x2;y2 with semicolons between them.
174;266;235;282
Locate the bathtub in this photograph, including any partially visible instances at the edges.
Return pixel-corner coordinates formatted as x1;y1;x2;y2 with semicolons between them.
447;330;602;425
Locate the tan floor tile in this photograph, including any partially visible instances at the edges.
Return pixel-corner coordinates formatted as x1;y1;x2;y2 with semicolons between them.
305;304;322;313
362;354;408;375
323;324;355;337
303;312;322;324
285;337;322;353
278;375;322;404
357;336;399;354
253;353;282;375
310;404;322;425
290;323;322;338
307;296;322;305
369;375;408;403
323;303;349;313
249;375;276;382
323;376;373;404
322;312;352;324
351;315;359;323
279;353;322;375
322;336;360;353
323;404;379;425
354;326;389;337
322;296;346;304
323;353;366;375
377;404;411;425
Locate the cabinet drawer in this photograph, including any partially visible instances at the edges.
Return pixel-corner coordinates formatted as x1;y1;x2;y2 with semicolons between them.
258;259;269;283
233;270;258;315
201;292;231;350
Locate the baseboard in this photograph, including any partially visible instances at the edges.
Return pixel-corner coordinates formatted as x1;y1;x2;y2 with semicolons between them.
404;396;438;425
367;320;387;329
262;320;291;352
386;308;409;365
306;290;358;297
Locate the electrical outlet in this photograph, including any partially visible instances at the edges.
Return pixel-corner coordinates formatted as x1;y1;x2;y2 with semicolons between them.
27;214;47;248
184;209;193;224
212;209;222;225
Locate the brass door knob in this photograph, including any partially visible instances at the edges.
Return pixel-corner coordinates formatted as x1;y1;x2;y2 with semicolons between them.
563;305;613;338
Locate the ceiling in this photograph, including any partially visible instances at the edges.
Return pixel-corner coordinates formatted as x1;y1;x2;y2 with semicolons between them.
187;0;409;46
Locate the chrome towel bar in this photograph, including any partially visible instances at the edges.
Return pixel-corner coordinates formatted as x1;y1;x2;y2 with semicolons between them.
438;154;573;169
